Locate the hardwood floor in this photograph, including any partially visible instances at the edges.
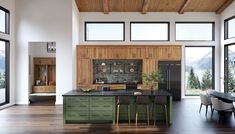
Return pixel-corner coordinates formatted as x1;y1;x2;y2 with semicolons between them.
0;99;235;134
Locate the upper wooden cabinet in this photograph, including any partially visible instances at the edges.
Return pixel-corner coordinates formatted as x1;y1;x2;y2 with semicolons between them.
77;47;92;59
144;47;158;59
106;47;127;59
92;47;107;59
127;47;143;59
158;46;181;60
77;59;92;85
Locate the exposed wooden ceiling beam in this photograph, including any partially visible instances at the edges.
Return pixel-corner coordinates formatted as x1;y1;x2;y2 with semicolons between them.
216;0;234;14
103;0;110;14
142;0;150;14
178;0;191;14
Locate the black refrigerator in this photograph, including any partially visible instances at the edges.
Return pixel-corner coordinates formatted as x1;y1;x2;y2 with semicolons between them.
158;61;181;101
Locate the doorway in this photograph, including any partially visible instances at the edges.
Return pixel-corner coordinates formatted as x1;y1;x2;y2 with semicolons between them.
28;42;56;105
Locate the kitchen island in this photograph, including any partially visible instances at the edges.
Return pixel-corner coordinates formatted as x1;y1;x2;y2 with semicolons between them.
63;89;172;125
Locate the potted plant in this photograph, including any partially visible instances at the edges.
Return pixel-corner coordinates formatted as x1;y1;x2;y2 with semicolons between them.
143;70;162;90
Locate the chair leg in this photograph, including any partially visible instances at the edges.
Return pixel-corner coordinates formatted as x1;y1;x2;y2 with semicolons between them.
199;103;202;113
164;105;168;127
147;105;149;126
116;104;120;126
211;108;214;119
128;105;130;125
205;105;208;117
210;105;213;112
135;105;138;126
153;104;156;126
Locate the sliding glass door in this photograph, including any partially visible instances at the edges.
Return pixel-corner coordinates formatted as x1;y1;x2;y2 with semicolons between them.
0;39;9;106
224;44;235;93
185;46;214;96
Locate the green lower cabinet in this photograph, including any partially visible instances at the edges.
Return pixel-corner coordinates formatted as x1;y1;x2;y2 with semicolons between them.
63;96;173;125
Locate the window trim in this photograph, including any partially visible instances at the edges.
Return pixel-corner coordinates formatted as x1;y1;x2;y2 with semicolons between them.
224;15;235;40
175;22;215;41
84;21;125;42
224;43;235;93
184;46;215;96
0;38;10;106
130;21;170;42
0;6;10;35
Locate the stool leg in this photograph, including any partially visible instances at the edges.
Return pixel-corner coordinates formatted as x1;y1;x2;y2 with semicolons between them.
117;104;120;126
135;105;138;126
154;104;156;126
128;105;130;125
147;105;149;126
164;105;168;127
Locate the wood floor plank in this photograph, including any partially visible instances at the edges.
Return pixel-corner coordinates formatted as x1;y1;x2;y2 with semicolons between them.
0;99;235;134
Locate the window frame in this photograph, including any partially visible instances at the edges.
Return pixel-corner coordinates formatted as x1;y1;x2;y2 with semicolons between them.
0;38;10;106
224;15;235;40
130;21;170;42
175;22;215;41
0;6;10;34
84;21;125;42
184;46;215;96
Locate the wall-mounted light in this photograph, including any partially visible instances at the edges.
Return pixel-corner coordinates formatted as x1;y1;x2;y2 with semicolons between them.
47;42;56;53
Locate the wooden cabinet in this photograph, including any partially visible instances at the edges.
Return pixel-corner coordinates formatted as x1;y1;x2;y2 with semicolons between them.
158;46;181;60
127;47;143;59
33;57;56;93
63;96;115;123
77;59;92;85
76;45;181;88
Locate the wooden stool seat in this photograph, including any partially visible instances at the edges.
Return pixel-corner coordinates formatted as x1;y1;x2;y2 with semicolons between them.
116;96;131;126
135;96;150;126
153;96;168;126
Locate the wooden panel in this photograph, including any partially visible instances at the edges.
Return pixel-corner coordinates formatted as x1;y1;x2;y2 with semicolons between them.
76;0;231;14
143;59;157;75
48;65;56;85
77;47;92;59
168;46;181;60
127;47;143;59
95;84;126;90
77;59;92;85
106;47;127;59
158;46;169;60
92;47;108;59
144;47;158;59
32;86;56;93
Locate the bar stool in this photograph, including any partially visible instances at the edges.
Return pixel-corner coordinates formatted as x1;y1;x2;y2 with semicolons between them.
116;96;131;126
135;96;150;126
153;96;168;126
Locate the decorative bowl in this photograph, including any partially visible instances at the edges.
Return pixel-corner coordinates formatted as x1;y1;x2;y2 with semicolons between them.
80;88;94;92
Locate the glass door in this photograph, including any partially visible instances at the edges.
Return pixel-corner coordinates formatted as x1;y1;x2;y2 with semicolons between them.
0;39;9;106
224;44;235;93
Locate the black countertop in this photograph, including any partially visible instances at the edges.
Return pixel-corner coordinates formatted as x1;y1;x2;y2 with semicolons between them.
63;89;172;96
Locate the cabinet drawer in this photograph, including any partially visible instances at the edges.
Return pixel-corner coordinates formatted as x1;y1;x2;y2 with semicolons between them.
90;102;114;111
89;110;113;121
66;97;89;102
66;102;89;111
65;111;89;121
90;97;114;102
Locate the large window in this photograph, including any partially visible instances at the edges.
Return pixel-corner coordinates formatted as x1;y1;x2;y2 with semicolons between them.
85;22;125;41
0;39;9;106
176;22;214;41
130;22;169;41
225;16;235;39
224;44;235;93
185;46;214;96
0;6;10;34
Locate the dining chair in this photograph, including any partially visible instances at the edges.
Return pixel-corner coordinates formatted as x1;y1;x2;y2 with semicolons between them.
199;94;212;117
211;97;235;121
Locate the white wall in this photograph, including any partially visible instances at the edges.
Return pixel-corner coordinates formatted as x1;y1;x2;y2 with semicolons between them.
28;42;56;93
79;12;221;97
15;0;74;104
220;1;235;92
72;0;79;89
0;0;15;109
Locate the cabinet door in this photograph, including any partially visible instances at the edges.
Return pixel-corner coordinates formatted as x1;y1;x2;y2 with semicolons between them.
92;47;107;59
158;47;169;60
107;47;127;59
127;47;143;59
77;59;92;85
168;46;181;60
144;47;158;59
77;47;92;59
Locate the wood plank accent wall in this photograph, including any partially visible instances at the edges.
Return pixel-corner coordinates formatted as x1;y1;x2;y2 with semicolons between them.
77;45;181;88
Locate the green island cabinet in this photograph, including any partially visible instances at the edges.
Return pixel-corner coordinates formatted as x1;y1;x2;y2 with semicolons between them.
63;96;115;123
63;95;173;124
